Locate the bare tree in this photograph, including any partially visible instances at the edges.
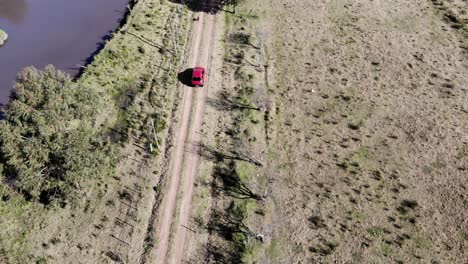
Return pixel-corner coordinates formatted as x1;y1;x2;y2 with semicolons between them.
222;0;245;14
213;165;262;200
207;91;260;112
197;142;264;167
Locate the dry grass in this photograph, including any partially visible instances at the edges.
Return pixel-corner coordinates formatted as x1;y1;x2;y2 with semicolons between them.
261;0;468;262
185;0;467;263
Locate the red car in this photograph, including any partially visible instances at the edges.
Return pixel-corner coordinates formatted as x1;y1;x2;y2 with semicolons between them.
191;66;206;87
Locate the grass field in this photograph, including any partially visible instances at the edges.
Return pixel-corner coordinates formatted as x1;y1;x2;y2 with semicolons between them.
185;0;467;263
1;0;466;263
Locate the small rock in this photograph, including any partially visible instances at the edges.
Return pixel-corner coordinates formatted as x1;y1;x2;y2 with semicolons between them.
0;29;8;46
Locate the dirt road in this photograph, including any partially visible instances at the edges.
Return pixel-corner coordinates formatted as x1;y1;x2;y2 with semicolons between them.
153;6;217;264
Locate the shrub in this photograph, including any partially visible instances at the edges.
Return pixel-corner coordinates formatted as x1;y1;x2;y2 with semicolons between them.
0;66;117;201
0;29;7;45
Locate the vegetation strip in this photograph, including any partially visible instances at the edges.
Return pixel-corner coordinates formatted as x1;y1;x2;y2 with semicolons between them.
0;0;190;262
187;2;273;262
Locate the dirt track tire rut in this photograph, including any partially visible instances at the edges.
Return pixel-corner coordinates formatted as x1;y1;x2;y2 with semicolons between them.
152;4;218;264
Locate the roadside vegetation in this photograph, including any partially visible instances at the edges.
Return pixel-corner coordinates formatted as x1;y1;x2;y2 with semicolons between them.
0;0;190;262
186;1;273;262
206;6;272;262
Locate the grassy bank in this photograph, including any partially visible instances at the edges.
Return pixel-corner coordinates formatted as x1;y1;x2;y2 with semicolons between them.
0;0;190;262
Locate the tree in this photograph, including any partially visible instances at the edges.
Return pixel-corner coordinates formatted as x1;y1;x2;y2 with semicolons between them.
222;0;245;14
0;66;117;202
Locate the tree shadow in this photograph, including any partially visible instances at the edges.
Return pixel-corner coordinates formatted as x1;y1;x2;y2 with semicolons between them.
169;0;224;14
202;243;235;264
125;30;167;51
197;142;264;166
203;202;256;261
214;165;261;200
38;187;67;208
207;90;260;111
204;208;249;256
177;68;194;87
211;208;247;236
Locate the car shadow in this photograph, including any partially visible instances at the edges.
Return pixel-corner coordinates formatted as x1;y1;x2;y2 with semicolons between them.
178;68;194;87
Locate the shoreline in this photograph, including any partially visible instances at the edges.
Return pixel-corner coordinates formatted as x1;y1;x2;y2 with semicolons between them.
74;0;138;80
0;0;192;262
0;0;137;107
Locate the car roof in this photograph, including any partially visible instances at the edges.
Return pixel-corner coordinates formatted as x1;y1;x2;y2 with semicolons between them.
193;67;205;78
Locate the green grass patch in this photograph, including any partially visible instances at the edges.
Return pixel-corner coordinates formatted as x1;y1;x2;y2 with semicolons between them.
367;226;386;237
338;146;378;175
229;199;259;262
266;239;282;260
236;161;255;183
241;239;262;263
380;242;394;256
412;235;432;250
0;184;36;262
350;147;375;170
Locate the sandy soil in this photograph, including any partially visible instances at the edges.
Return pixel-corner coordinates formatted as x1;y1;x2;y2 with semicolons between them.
169;12;217;264
151;11;205;264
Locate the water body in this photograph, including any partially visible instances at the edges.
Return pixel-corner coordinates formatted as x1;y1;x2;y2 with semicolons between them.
0;0;129;104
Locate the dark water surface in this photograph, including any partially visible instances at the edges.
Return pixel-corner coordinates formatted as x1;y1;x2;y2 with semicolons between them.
0;0;129;104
